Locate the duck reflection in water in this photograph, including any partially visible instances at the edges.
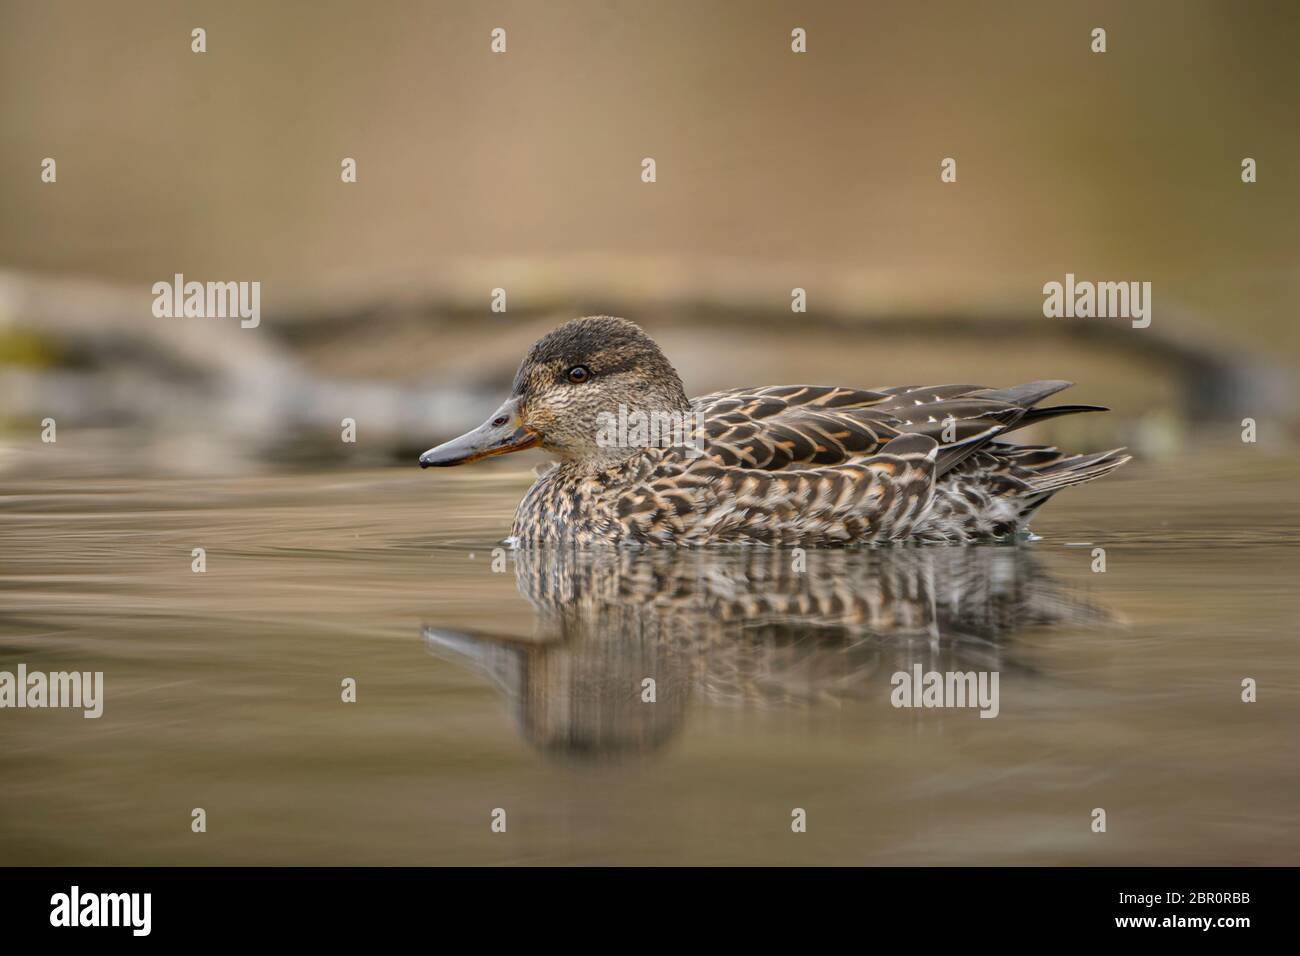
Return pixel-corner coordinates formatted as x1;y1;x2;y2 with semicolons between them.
423;546;1112;761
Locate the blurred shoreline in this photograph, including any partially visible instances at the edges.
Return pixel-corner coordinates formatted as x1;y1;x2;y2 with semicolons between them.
2;267;1295;477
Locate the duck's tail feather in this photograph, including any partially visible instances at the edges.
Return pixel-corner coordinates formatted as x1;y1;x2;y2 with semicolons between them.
971;380;1074;407
929;383;1109;477
1023;447;1132;495
1016;403;1110;425
943;402;1110;474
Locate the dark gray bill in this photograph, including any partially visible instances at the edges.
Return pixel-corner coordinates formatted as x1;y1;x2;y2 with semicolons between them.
419;398;539;468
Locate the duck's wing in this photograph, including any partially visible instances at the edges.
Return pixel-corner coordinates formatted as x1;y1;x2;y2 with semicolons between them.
624;432;943;544
691;382;1102;474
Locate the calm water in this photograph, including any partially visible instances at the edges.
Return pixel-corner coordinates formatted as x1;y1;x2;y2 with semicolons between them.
2;453;1298;865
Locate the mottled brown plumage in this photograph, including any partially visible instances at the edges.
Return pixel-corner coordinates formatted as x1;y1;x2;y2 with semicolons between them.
419;316;1130;545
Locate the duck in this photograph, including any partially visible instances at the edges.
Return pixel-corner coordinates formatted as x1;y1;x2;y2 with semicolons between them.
418;315;1130;546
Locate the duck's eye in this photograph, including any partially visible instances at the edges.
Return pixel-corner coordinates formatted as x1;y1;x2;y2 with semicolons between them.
566;365;592;384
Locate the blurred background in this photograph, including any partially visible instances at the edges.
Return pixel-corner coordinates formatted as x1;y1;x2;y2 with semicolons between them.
1;0;1296;474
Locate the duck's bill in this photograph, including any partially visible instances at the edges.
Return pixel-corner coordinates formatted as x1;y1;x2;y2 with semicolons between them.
419;400;540;468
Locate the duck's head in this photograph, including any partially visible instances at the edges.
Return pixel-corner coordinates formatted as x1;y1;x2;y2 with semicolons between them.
419;316;691;469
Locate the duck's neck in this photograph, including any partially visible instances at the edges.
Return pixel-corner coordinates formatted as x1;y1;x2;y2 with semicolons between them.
551;447;644;477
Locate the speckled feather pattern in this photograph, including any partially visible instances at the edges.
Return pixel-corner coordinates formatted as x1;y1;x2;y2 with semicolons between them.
509;382;1129;546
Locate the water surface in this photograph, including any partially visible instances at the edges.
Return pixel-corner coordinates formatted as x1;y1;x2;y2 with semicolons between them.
2;455;1297;864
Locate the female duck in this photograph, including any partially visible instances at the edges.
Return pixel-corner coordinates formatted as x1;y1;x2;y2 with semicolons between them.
419;316;1128;546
